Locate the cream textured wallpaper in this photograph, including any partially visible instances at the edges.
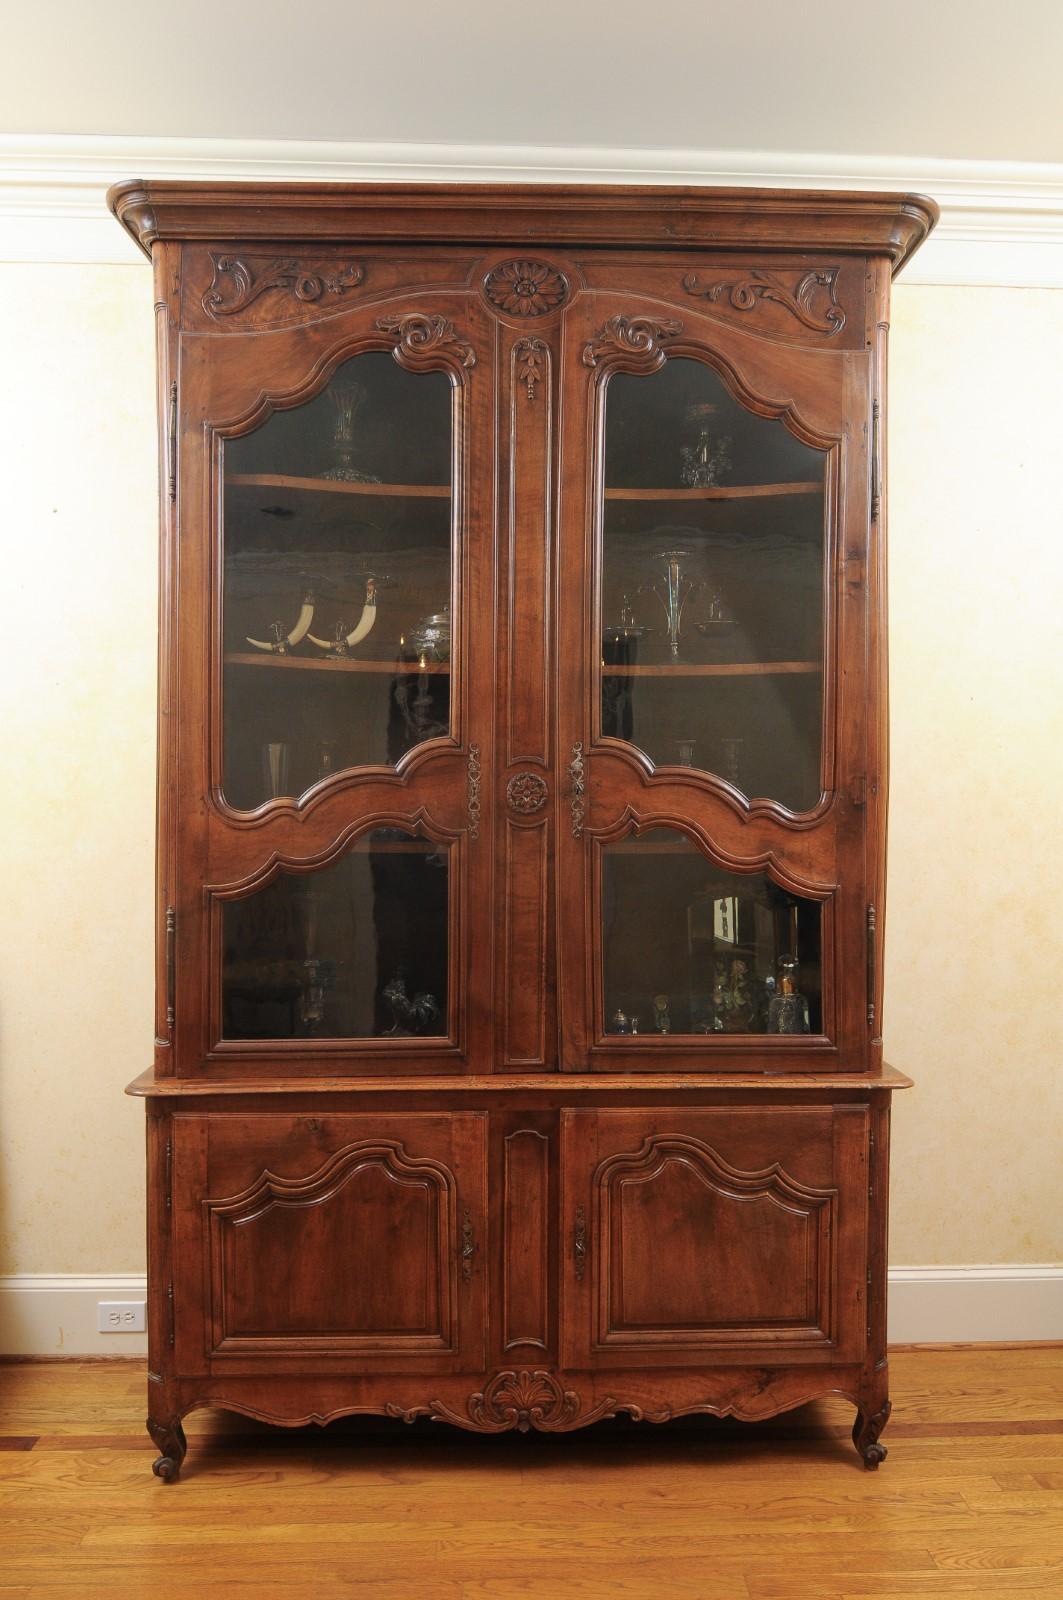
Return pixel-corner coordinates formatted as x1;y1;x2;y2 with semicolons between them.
0;266;1060;1274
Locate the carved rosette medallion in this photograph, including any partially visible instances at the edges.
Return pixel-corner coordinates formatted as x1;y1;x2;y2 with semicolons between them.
484;260;569;317
202;254;365;318
583;315;683;370
506;772;548;815
376;312;476;371
681;267;846;336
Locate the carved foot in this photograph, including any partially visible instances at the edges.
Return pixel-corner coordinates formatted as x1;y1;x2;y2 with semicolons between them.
147;1415;188;1482
852;1399;891;1469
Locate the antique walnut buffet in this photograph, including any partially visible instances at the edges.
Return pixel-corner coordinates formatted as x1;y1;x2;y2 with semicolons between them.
111;180;935;1478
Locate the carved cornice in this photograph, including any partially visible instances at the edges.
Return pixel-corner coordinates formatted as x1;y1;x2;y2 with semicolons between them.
484;259;569;317
583;315;682;370
376;311;476;371
202;253;365;318
682;267;846;335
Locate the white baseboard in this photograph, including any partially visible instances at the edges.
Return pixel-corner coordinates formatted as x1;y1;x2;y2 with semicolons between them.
2;134;1063;286
1;1267;1059;1357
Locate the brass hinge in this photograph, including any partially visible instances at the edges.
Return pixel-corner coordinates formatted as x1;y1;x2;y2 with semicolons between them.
167;380;177;501
164;1137;172;1213
870;399;881;522
866;903;877;1029
867;1264;873;1342
165;906;176;1035
868;1128;876;1202
167;1280;175;1348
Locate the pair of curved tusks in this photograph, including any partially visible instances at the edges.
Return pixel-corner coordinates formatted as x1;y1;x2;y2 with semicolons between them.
246;593;315;653
307;578;378;652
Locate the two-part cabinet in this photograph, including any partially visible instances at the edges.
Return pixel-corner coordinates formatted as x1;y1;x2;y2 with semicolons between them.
111;180;935;1476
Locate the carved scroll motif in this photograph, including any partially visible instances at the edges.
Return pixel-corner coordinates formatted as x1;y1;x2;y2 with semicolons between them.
568;742;586;837
485;260;569;317
681;267;846;336
514;337;548;401
583;315;683;370
202;254;365;318
376;312;476;370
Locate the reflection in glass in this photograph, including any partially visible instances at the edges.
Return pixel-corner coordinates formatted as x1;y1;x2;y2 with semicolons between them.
600;358;827;812
222;352;453;811
602;829;821;1036
221;830;449;1041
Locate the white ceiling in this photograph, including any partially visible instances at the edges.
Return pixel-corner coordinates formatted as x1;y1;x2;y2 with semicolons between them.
6;0;1063;164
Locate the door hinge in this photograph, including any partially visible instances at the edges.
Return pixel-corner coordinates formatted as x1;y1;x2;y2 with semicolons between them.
167;380;177;501
167;1280;175;1348
164;1137;172;1213
866;903;877;1029
868;1128;875;1201
165;906;176;1035
870;399;881;522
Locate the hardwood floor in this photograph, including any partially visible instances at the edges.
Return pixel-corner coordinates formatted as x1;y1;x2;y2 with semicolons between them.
0;1347;1061;1598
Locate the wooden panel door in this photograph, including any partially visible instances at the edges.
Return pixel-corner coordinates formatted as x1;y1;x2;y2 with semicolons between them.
169;277;496;1075
560;1106;869;1368
554;282;876;1071
172;1111;487;1374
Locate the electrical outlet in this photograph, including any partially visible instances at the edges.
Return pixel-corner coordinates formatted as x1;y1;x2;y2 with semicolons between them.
97;1300;146;1333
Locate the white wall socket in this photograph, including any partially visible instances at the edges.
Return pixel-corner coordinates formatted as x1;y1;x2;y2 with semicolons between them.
97;1300;146;1333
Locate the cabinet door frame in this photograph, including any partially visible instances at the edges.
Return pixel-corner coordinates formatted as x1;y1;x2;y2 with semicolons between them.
560;1105;869;1370
171;1109;488;1376
169;285;496;1075
555;288;875;1071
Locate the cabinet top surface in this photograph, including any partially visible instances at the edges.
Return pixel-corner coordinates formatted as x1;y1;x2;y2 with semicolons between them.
108;179;937;275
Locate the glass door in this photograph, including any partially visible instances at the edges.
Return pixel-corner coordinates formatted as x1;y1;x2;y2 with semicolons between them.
557;296;870;1070
173;295;494;1071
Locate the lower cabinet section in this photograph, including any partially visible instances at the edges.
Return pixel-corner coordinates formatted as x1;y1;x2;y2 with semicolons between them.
146;1091;891;1478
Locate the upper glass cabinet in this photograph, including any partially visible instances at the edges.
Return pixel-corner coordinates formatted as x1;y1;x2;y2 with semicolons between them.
599;358;827;812
221;352;454;811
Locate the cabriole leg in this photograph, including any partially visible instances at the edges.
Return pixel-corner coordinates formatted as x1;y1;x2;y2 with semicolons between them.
852;1397;891;1469
147;1414;188;1482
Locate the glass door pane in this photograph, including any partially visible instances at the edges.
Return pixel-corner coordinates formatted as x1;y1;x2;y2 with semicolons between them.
600;359;826;812
222;351;453;811
221;829;450;1041
601;829;822;1038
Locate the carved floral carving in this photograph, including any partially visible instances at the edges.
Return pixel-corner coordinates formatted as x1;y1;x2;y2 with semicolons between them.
376;312;476;370
202;254;365;318
434;1370;624;1433
506;772;548;815
568;742;586;837
681;267;846;335
514;337;548;401
485;260;569;317
583;315;683;369
467;744;482;839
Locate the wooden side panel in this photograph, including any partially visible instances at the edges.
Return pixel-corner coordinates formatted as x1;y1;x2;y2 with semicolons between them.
502;821;549;1065
561;1105;867;1369
502;1126;551;1354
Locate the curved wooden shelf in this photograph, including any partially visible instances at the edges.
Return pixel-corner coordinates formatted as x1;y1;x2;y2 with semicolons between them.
604;482;821;502
227;473;450;499
225;651;449;675
601;661;820;677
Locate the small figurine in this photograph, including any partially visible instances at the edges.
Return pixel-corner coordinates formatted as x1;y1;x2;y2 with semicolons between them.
653;994;671;1034
382;973;441;1036
767;954;811;1034
610;1008;640;1035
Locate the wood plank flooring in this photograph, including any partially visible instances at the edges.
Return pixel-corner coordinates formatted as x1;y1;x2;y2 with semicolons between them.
0;1348;1061;1598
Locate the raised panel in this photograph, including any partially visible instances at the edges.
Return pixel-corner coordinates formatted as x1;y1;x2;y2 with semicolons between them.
210;1142;452;1352
502;1128;550;1353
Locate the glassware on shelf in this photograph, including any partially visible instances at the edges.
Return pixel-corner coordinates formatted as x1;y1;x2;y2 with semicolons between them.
693;591;738;637
643;546;705;661
679;402;732;488
609;1008;640;1035
719;737;744;787
677;739;695;767
766;954;811;1034
317;741;339;780
261;742;290;798
322;382;381;483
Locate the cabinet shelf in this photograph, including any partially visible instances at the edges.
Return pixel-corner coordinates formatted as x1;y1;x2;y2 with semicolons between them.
227;473;450;499
601;661;820;677
604;482;821;502
225;651;449;675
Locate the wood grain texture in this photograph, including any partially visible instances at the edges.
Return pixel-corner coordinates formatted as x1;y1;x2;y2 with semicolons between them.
2;1350;1062;1596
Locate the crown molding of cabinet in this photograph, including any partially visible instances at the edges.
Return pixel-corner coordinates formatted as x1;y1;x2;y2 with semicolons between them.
2;134;1063;286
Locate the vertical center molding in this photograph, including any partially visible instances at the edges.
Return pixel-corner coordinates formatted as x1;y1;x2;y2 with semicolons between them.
502;1128;550;1353
499;331;555;1068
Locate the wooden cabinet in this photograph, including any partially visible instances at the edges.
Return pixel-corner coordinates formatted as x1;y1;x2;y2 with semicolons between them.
113;180;934;1477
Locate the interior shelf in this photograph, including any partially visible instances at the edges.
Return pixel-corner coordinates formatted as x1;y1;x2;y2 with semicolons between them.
225;652;450;674
601;661;820;677
603;482;821;502
227;473;450;499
